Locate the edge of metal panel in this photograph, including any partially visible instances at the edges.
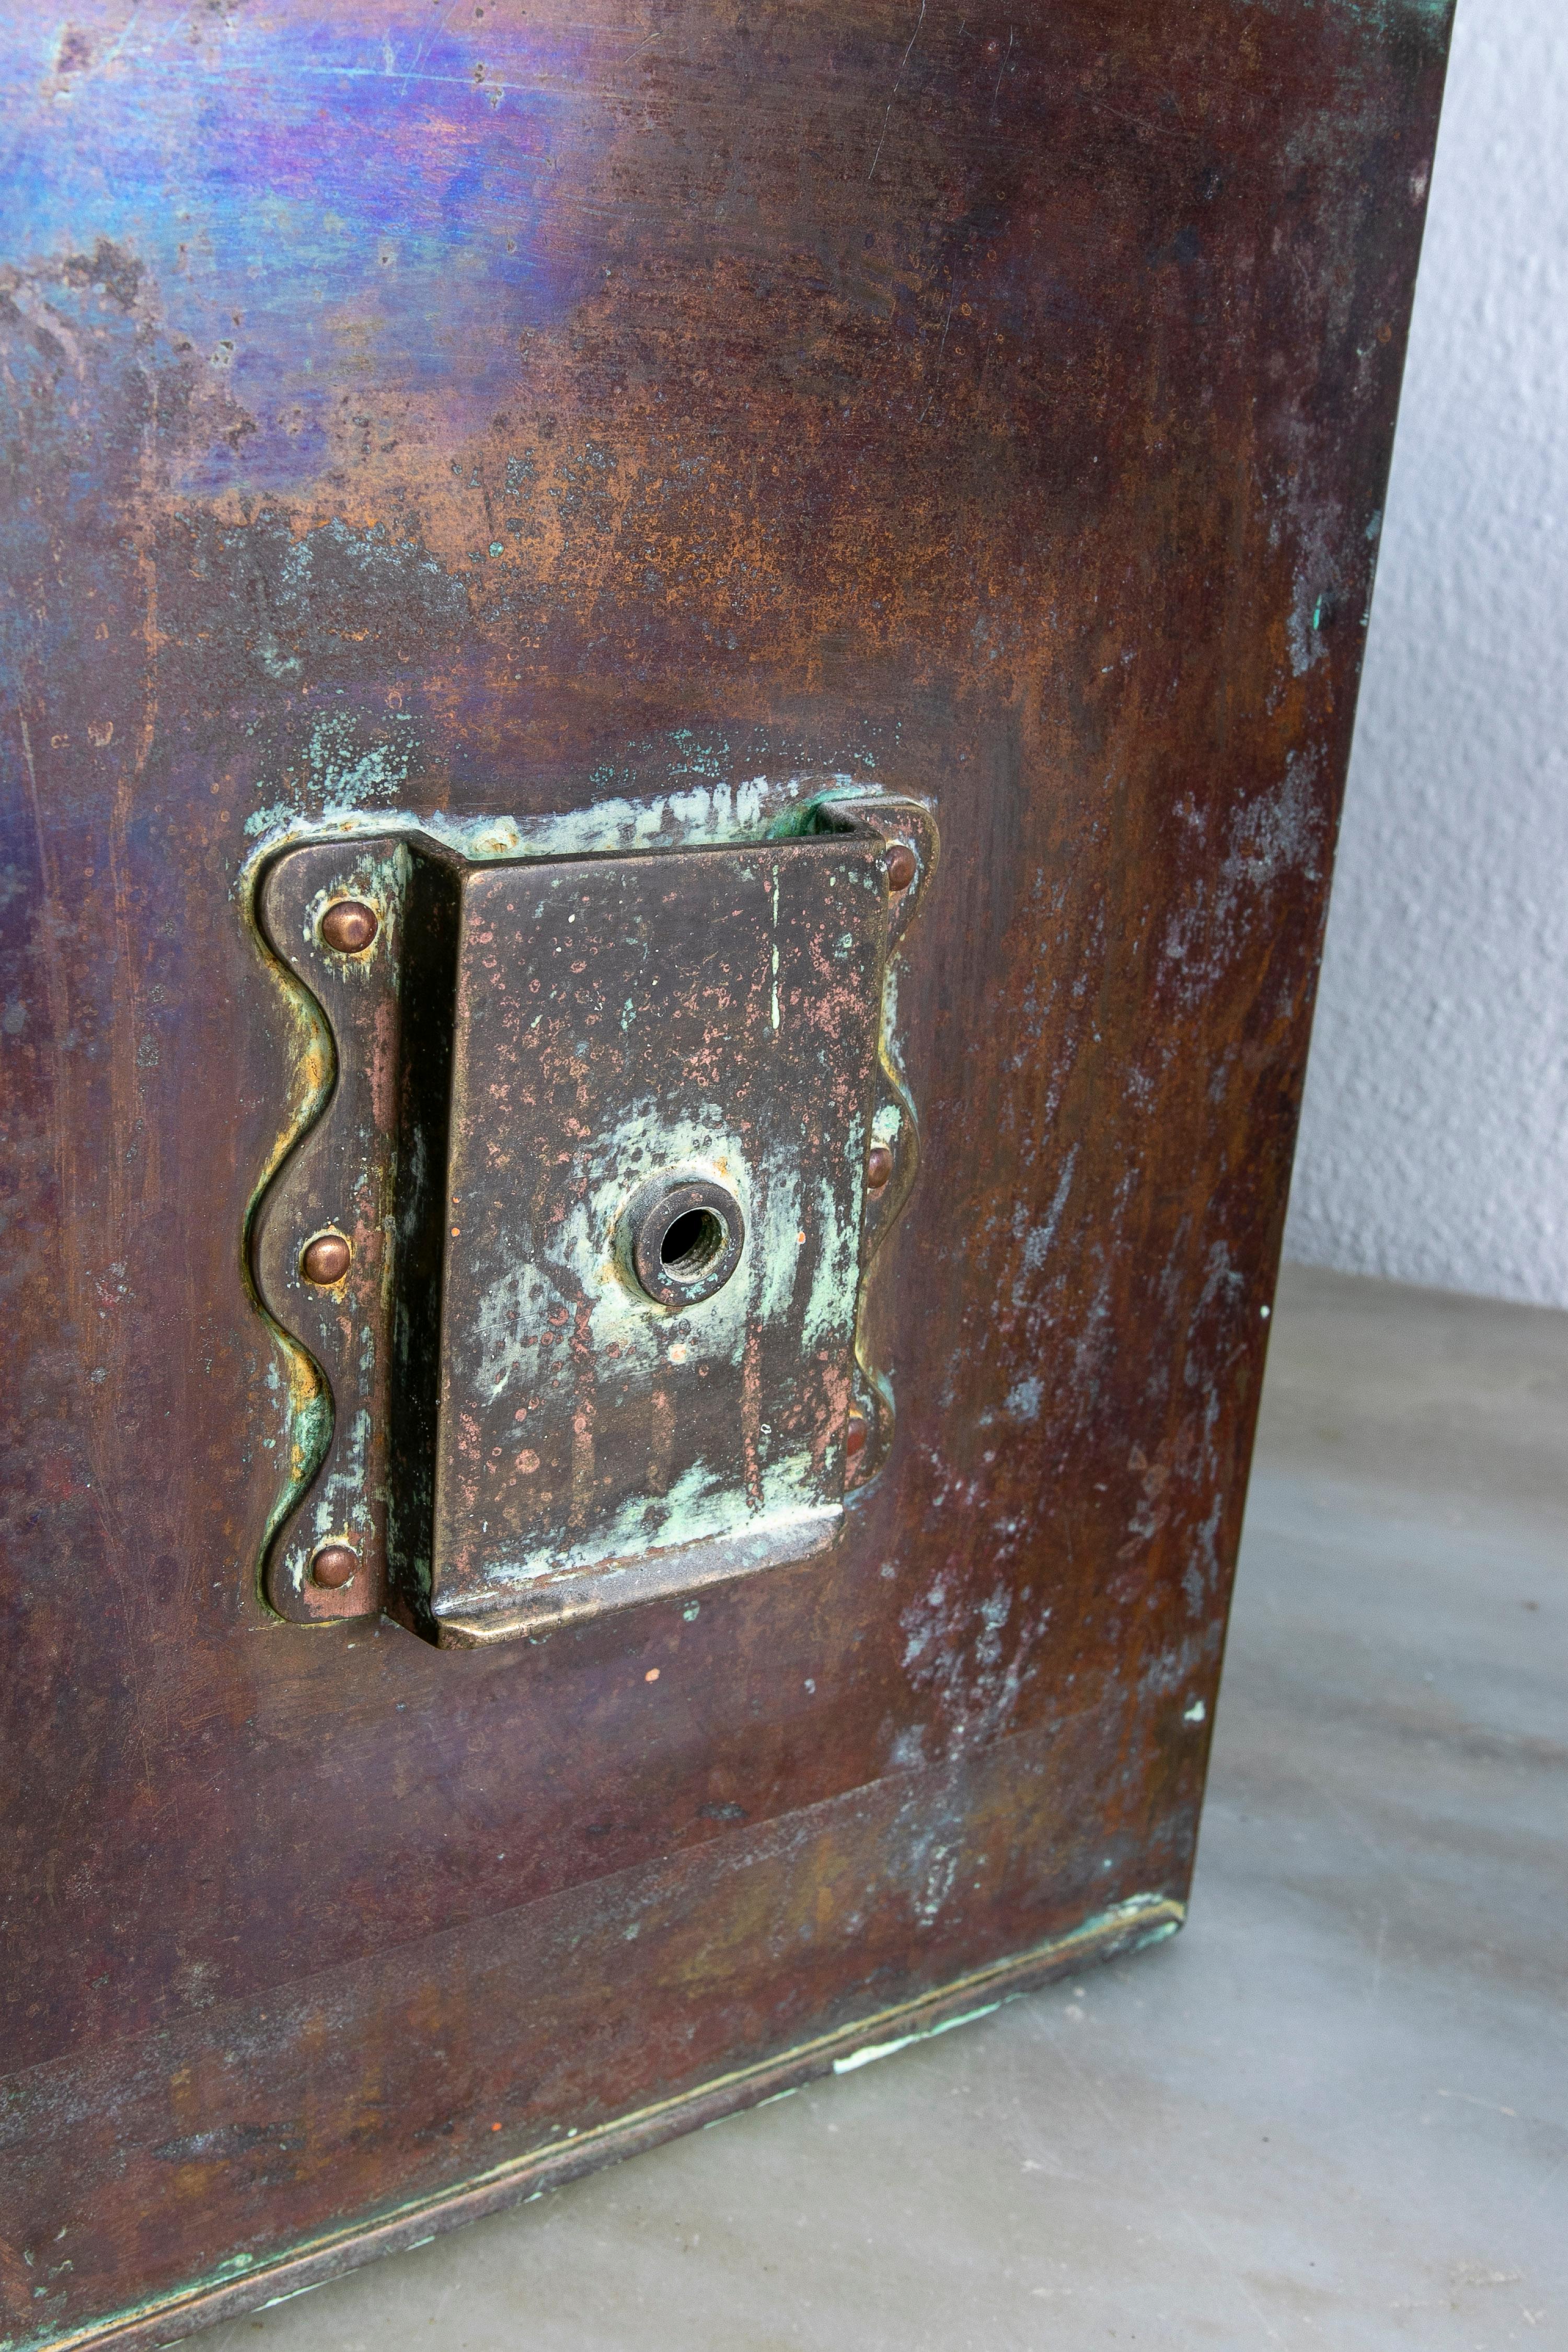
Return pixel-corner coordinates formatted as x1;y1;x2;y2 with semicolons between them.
51;1894;1184;2352
431;1505;843;1644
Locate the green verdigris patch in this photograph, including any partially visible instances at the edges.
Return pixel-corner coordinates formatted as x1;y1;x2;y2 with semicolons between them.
245;778;933;1640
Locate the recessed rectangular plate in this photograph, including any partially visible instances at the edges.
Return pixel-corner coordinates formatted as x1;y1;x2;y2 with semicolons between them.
426;839;889;1643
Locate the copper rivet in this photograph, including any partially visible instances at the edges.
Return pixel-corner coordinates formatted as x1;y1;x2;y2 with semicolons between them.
867;1144;894;1193
883;842;917;894
320;898;379;954
300;1231;352;1286
310;1541;359;1589
845;1408;869;1460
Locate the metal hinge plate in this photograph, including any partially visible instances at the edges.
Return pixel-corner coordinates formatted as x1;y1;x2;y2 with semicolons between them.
249;792;936;1644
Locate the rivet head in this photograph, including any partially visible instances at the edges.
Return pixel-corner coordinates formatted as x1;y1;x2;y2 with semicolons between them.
300;1231;352;1286
845;1407;870;1461
320;898;379;954
883;842;917;894
310;1541;359;1590
867;1144;894;1194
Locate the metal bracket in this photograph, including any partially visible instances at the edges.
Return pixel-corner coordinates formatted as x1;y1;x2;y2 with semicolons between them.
249;792;937;1642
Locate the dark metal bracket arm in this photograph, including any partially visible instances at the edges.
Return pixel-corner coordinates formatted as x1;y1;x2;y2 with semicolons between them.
248;791;938;1644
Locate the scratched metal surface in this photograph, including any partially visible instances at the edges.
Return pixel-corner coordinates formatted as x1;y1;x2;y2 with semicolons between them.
0;2;1451;2344
428;840;885;1628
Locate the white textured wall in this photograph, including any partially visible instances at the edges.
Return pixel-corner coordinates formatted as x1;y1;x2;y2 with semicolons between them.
1284;0;1568;1307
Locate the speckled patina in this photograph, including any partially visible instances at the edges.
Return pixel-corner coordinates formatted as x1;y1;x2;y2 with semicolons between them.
249;794;933;1643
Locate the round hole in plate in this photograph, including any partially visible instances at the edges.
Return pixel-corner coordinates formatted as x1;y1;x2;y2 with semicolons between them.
660;1206;728;1281
627;1176;746;1308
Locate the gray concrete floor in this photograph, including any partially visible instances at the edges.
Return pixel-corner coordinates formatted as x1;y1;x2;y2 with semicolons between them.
205;1266;1568;2350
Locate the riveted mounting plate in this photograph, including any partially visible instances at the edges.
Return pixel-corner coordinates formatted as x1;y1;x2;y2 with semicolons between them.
250;794;937;1643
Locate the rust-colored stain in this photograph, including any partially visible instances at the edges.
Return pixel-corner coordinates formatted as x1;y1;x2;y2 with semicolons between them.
0;1;1450;2344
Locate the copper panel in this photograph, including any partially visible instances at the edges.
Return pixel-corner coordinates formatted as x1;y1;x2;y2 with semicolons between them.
0;0;1452;2343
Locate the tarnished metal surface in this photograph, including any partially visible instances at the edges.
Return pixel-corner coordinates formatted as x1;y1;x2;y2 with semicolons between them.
426;832;886;1640
249;797;932;1644
0;0;1450;2342
251;838;410;1622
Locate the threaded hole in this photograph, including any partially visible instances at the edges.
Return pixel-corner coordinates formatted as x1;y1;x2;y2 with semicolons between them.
660;1207;728;1282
